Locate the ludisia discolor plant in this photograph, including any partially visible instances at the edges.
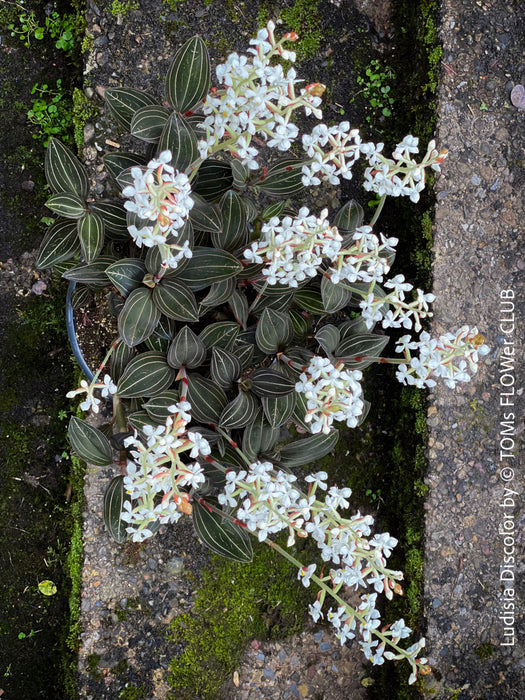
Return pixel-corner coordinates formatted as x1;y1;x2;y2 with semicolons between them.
38;22;489;684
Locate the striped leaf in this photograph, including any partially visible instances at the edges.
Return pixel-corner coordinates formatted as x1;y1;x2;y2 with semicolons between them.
294;288;325;314
241;408;279;460
199;321;239;351
188;195;222;233
292;391;310;432
128;409;161;437
62;256;115;287
105;87;158;130
257;158;305;196
248;368;295;398
232;341;255;370
250;290;294;315
106;258;147;296
193;159;234;201
339;316;370;339
36;220;79;269
278;430;339;469
212;190;248;251
334;333;389;368
158;112;198;172
186;374;228;424
200;278;236;307
333;199;364;234
78;212;104;263
111;339;137;382
219;390;258;429
143;390;181;422
192;499;252;563
70;284;91;309
91;200;129;240
152;277;199;321
103;152;147;182
46;192;86;219
165;36;211;113
315;324;340;355
167;326;206;369
210;347;242;389
228;290;249;329
118;351;176;398
176;248;242;289
231;159;249;189
131;104;170;142
290;309;310;340
103;476;129;543
118;287;161;347
255;308;293;354
45;138;89;197
321;275;352;313
68;416;113;467
261;392;296;428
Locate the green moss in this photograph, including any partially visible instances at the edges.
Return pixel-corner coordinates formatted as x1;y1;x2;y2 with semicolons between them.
281;0;322;60
111;0;139;17
168;536;313;698
72;87;98;154
119;684;148;699
475;642;494;659
87;653;102;680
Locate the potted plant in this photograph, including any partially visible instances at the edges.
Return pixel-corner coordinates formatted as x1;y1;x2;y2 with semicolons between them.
36;21;488;684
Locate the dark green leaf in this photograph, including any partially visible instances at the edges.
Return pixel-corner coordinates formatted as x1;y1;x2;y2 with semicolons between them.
105;87;157;130
106;258;147;296
192;500;252;562
334;333;389;368
69;416;113;466
212;190;248;251
143;390;181;422
188;194;222;233
176;248;242;289
45;137;89;197
91;200;129;241
46;192;86;219
200;277;236;307
193;159;234;201
167;326;207;369
103;152;147;182
118;351;176;398
158;112;198;172
152;277;199;321
248;368;295;398
321;275;352;313
294;288;325;314
219;390;258;429
315;324;340;355
103;476;129;543
256;158;305;196
78;212;104;263
278;430;339;469
111;339;137;382
210;347;242;389
255;308;293;354
36;220;79;269
333;199;364;233
186;374;228;424
62;256;115;287
165;36;211;113
199;321;239;351
131;104;170;143
228;290;249;329
118;287;161;347
261;392;296;428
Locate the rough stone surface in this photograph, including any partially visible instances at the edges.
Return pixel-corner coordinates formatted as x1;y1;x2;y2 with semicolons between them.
424;1;524;698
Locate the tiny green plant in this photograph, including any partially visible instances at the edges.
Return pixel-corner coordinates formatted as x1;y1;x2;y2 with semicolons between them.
352;58;396;126
27;80;73;145
8;9;44;47
7;6;77;55
18;629;40;640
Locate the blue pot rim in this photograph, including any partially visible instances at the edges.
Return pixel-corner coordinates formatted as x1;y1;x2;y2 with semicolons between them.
66;280;95;382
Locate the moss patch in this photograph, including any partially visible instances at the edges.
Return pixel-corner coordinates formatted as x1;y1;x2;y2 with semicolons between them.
169;536;314;698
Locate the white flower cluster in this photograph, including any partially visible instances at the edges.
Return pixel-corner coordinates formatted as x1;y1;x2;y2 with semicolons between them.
244;207;342;286
395;326;490;389
122;150;194;267
295;356;364;434
217;459;428;681
198;21;323;169
328;225;398;286
362;136;447;203
301;122;362;186
359;284;435;333
120;402;210;542
66;374;117;413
